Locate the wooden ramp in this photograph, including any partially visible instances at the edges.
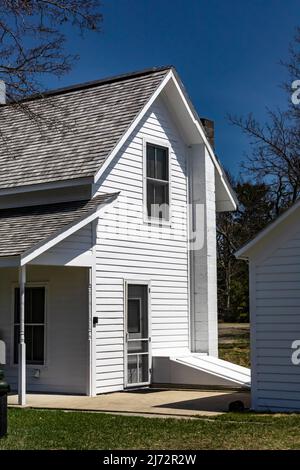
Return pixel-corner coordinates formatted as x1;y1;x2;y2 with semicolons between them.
152;353;250;389
170;354;251;388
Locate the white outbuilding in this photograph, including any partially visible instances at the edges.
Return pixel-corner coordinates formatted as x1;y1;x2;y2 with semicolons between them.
236;200;300;411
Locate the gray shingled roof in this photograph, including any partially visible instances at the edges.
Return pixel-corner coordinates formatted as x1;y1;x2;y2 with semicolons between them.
0;68;170;190
0;193;117;257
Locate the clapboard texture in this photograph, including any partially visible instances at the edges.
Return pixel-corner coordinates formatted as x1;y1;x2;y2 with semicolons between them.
0;193;115;256
94;96;189;393
250;215;300;411
0;68;169;189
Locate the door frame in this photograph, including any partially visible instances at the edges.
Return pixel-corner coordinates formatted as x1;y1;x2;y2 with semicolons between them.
124;279;152;388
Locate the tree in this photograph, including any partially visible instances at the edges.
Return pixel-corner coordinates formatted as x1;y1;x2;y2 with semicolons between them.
217;178;274;322
228;27;300;216
0;1;102;100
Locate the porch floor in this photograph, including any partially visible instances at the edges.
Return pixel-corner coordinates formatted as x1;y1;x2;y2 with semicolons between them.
8;388;250;418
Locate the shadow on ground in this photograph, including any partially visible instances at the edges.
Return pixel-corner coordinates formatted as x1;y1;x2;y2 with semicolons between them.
154;391;251;412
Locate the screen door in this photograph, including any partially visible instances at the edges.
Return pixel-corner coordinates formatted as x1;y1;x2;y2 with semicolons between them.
125;283;151;387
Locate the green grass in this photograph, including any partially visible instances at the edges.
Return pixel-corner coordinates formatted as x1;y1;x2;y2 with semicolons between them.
1;408;300;449
0;323;266;450
218;323;250;368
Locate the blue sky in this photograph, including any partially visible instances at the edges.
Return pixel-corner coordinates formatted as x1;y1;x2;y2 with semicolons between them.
45;0;299;175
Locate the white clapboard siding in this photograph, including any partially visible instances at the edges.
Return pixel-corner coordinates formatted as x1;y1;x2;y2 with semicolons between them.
251;221;300;411
93;96;189;394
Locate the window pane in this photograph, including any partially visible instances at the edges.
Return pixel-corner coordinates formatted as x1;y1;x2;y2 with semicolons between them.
147;180;155;217
15;287;32;323
154;182;168;206
147;181;169;219
127;354;138;384
31;288;45;323
14;325;19;364
32;326;44;364
14;287;45;365
25;288;32;323
14;289;20;323
146;144;156;178
128;299;141;334
128;285;148;338
25;325;33;362
128;341;148;354
140;354;149;383
156;147;168;181
15;287;45;324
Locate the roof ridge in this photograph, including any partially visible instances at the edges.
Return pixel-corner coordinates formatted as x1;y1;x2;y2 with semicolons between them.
8;66;174;104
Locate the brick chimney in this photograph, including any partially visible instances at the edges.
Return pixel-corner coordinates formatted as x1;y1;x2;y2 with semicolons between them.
0;81;6;105
200;117;214;149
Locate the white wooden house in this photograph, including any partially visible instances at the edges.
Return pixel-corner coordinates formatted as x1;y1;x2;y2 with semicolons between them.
236;200;300;411
0;67;250;404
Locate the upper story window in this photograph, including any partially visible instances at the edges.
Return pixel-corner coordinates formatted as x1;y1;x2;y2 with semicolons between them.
146;143;169;220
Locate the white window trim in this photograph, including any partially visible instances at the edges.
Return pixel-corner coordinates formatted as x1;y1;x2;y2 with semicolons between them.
10;281;49;369
142;136;172;227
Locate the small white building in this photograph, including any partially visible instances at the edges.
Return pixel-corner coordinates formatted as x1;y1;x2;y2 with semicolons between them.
236;200;300;411
0;67;250;404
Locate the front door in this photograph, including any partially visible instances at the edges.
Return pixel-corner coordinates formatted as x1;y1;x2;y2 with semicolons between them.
125;283;151;387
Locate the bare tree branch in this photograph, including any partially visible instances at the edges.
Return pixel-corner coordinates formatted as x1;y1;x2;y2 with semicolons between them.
0;0;102;148
0;0;102;100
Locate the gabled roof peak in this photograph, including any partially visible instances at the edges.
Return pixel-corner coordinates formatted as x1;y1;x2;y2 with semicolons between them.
235;199;300;259
15;66;174;103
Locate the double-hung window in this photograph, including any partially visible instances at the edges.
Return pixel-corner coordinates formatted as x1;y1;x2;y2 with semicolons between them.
14;286;46;365
146;143;170;221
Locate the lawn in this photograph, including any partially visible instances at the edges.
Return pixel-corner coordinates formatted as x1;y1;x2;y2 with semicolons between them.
218;323;250;367
1;408;300;449
0;323;260;450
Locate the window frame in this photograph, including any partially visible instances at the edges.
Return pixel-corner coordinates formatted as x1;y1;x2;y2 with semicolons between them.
143;137;172;225
11;282;48;368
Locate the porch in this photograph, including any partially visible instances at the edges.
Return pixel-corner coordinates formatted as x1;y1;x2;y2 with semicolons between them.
0;194;118;405
0;265;91;398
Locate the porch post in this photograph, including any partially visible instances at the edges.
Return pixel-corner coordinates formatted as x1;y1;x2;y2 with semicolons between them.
18;265;26;406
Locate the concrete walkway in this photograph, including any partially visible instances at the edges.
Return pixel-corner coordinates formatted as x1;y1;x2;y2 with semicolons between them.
8;389;250;418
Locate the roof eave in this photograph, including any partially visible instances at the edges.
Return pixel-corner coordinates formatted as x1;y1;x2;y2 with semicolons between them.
0;176;94;197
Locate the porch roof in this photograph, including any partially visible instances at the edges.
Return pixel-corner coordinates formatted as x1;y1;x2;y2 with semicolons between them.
0;193;117;259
